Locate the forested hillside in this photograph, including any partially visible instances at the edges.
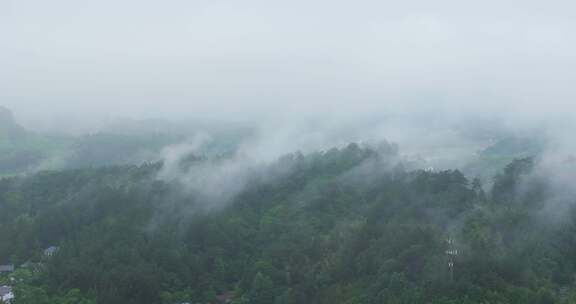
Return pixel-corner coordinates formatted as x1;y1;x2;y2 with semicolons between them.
0;143;574;304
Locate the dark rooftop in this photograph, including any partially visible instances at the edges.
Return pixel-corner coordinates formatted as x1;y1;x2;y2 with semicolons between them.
0;265;14;272
0;285;12;296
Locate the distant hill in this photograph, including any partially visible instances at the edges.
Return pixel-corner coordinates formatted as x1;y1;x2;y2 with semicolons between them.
0;107;46;174
0;106;73;175
0;106;26;140
0;107;252;176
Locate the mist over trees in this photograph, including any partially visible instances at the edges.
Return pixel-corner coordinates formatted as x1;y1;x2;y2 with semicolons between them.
0;131;575;303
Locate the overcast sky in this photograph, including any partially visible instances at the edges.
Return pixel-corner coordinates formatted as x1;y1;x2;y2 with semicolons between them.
1;0;576;125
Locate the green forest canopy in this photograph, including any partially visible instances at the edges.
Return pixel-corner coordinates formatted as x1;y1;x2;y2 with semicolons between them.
0;143;574;304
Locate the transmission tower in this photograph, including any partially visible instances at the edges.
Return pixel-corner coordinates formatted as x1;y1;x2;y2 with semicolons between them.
446;237;458;282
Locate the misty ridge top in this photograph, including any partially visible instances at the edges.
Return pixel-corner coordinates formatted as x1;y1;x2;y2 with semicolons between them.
0;105;553;186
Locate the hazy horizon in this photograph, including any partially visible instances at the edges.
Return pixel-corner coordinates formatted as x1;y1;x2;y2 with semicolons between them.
2;0;576;129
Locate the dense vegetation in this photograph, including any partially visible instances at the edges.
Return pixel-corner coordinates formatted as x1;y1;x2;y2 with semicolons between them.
0;142;575;304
